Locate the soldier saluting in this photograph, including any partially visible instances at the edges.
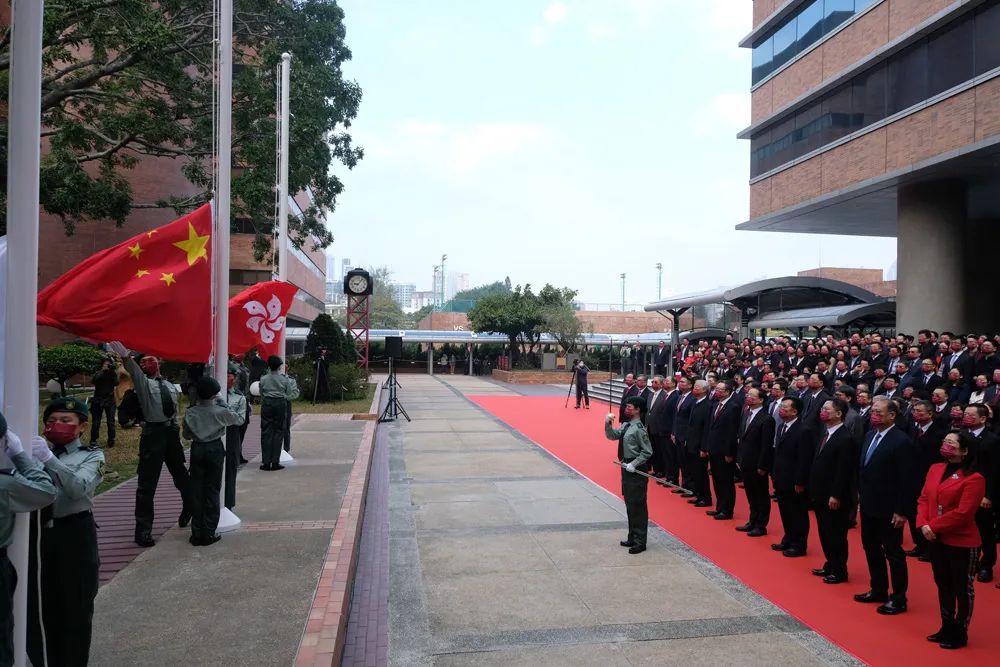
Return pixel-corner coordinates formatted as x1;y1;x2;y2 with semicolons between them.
605;396;653;554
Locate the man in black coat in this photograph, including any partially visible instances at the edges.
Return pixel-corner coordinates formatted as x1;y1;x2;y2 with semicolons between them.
705;380;740;521
644;376;669;478
653;341;670;377
649;376;679;483
683;379;713;507
905;401;948;558
671;376;696;496
771;396;814;558
962;403;1000;582
854;396;918;615
800;373;830;432
809;398;859;583
635;375;651;426
736;387;774;537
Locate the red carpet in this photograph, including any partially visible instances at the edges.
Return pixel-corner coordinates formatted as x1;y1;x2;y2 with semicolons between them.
470;394;999;666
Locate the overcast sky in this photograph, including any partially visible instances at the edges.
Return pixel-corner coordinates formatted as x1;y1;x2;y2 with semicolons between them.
328;0;896;307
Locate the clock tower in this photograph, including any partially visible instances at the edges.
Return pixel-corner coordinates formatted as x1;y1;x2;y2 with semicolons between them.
343;268;372;374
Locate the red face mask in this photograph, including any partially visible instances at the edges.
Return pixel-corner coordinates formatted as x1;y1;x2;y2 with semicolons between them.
940;443;960;459
140;358;160;377
869;413;884;428
818;409;831;423
44;422;79;446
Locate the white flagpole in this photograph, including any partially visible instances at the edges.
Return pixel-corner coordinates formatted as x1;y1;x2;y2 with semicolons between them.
4;1;45;663
276;53;294;466
214;0;240;532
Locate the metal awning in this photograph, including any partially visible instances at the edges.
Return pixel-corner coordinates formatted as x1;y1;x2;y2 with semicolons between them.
644;276;881;313
284;328;674;346
747;302;896;329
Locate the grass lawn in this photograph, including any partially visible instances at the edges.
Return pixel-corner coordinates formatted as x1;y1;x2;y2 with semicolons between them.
291;383;378;414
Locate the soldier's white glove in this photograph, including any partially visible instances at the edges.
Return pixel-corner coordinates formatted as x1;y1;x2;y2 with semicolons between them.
625;462;636;473
107;341;130;357
1;431;24;456
31;436;53;463
605;413;614;423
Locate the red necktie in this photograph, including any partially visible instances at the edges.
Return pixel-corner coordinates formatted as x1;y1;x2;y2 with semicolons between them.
714;403;723;421
818;431;829;453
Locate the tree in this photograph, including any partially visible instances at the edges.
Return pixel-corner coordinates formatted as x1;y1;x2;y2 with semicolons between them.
366;265;405;329
467;285;543;363
536;284;589;353
304;313;354;363
38;343;106;396
0;0;363;261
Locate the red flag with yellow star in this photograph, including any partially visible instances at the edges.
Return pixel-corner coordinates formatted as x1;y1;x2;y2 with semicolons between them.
37;204;214;361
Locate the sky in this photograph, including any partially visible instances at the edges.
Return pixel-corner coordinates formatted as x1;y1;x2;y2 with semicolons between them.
327;0;897;307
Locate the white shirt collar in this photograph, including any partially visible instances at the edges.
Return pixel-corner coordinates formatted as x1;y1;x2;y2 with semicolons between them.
826;423;842;437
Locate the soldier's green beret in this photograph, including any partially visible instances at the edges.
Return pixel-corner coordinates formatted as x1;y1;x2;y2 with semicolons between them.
196;375;222;400
626;397;645;410
43;397;90;422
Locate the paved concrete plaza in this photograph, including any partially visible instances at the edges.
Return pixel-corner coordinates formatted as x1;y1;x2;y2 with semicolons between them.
389;375;860;666
90;415;368;666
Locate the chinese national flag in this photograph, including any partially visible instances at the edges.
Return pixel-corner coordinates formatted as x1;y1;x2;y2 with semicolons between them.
228;280;299;358
37;204;214;361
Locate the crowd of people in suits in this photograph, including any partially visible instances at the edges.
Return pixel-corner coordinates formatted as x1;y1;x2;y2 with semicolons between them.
616;329;999;650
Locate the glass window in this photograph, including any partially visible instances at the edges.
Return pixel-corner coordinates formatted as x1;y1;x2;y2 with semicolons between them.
752;36;774;84
852;63;886;127
821;84;853;145
975;2;1000;75
772;20;797;70
928;17;974;96
796;0;825;53
824;0;855;34
795;102;824;154
887;41;928;114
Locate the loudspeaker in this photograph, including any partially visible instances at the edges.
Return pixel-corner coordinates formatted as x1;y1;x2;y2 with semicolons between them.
386;336;403;359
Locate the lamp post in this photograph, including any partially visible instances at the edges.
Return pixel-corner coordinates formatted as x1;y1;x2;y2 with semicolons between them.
655;262;663;300
620;273;626;312
440;253;448;307
432;265;440;308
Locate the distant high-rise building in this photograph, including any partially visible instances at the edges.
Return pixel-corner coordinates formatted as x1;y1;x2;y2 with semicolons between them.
341;258;352;281
389;282;416;309
447;272;470;300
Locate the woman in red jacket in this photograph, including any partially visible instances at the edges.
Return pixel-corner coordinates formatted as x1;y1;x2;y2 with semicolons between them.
917;430;985;650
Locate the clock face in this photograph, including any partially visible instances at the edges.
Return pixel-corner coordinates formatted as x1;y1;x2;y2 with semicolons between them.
348;275;369;294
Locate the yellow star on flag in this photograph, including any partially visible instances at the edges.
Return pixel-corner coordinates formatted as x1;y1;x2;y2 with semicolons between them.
160;272;176;286
135;269;150;278
128;243;144;259
173;222;210;266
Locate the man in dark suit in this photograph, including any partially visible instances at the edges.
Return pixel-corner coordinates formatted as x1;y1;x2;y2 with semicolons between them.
671;376;695;495
941;338;974;385
705;381;740;520
684;379;713;507
855;397;918;615
771;397;814;557
645;376;678;482
962;403;999;582
635;375;651;426
653;341;670;377
809;398;859;583
736;387;774;537
676;338;693;369
800;373;830;432
905;400;948;558
930;387;952;427
914;359;942;392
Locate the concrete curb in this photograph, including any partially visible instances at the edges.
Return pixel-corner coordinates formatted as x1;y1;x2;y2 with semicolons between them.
295;378;384;666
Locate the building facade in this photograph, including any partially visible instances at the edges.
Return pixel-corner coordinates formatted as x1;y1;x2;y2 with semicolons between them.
390;282;417;310
739;0;1000;333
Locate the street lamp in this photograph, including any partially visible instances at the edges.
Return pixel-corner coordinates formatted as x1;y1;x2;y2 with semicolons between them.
441;253;448;307
432;265;440;309
620;273;626;312
655;262;663;300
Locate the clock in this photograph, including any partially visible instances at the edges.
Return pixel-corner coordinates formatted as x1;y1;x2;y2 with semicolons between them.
344;268;373;296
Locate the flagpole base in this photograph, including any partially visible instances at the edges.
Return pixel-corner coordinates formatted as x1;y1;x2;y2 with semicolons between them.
280;449;295;464
217;507;241;533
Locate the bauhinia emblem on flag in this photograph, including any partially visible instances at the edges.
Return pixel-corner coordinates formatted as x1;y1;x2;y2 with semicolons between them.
37;204;214;361
228;280;299;358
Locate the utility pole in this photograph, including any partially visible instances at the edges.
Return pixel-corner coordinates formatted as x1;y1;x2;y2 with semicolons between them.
620;273;626;311
441;253;448;308
655;262;663;300
432;265;440;309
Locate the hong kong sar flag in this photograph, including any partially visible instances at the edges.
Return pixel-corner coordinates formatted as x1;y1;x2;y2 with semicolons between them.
228;280;299;358
37;204;214;361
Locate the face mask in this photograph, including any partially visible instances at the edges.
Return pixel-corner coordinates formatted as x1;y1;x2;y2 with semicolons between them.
818;411;831;423
44;422;79;446
869;413;883;428
939;443;959;459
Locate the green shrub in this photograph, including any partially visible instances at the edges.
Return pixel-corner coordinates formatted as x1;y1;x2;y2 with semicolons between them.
286;357;366;402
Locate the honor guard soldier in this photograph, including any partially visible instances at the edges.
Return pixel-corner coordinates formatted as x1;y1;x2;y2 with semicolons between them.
260;355;300;471
224;366;249;510
0;412;57;667
26;397;105;667
108;341;193;547
605;396;653;554
183;376;244;545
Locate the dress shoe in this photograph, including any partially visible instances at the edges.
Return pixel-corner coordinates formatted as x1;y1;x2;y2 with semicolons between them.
770;543;788;552
876;599;907;615
135;534;155;548
201;534;221;546
854;591;888;604
735;523;753;532
653;472;665;479
628;544;646;555
574;406;579;409
189;535;203;546
823;574;848;584
705;510;719;516
713;513;733;520
693;500;712;507
926;626;950;643
620;540;636;547
918;554;931;563
904;548;926;558
240;458;250;464
178;510;192;528
260;463;272;471
671;488;685;494
273;463;285;470
976;568;993;583
680;491;695;498
939;628;967;649
782;548;806;558
687;498;700;504
746;528;767;537
811;568;829;577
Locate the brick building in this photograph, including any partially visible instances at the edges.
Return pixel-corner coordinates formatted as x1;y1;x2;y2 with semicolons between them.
738;0;1000;333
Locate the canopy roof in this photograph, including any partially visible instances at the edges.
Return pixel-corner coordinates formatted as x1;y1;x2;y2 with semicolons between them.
747;302;896;329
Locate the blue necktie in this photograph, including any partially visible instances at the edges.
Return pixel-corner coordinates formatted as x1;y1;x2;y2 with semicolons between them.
864;432;884;465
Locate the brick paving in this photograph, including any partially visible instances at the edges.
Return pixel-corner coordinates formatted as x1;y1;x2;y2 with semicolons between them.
340;419;389;667
94;417;263;584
